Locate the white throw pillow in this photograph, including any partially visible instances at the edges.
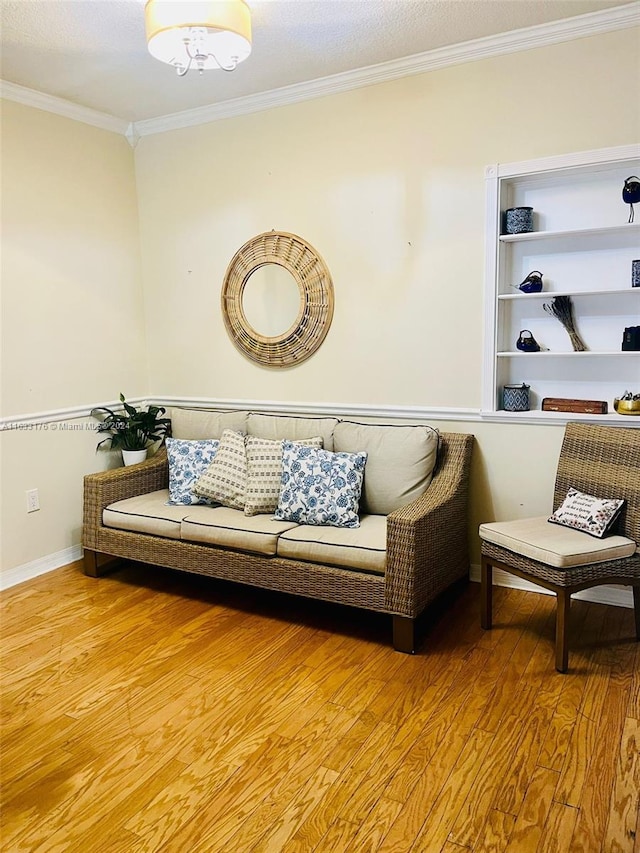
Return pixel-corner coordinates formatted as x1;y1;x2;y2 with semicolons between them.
274;442;367;529
244;435;324;517
193;429;247;511
166;438;219;506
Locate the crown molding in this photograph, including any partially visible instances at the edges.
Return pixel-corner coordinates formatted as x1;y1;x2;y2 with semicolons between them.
1;3;638;140
134;2;640;137
0;80;130;136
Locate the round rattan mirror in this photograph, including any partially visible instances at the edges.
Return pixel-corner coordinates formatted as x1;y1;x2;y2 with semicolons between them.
221;231;334;367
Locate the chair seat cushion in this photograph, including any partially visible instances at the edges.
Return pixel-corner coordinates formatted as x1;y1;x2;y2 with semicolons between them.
479;516;636;569
277;515;387;574
103;490;190;539
181;506;299;556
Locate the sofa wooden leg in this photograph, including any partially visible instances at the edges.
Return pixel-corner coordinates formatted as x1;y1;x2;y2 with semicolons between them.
83;549;120;578
393;616;416;654
633;585;640;641
555;589;570;673
481;557;493;630
84;549;101;577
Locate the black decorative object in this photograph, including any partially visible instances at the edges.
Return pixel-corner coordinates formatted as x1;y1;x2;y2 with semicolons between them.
505;206;534;234
516;330;540;352
503;383;530;411
622;176;640;223
513;270;544;294
632;260;640;288
622;326;640;351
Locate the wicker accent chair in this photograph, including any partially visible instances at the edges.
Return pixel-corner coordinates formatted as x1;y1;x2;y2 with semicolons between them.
480;423;640;672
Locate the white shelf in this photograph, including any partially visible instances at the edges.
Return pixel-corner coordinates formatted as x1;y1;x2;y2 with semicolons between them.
481;410;640;425
499;223;640;243
498;288;639;301
497;350;639;357
483;144;640;420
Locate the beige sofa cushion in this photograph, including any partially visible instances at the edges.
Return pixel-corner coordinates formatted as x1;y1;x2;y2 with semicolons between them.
169;408;248;440
480;516;636;569
277;515;387;574
193;429;246;511
247;413;339;451
333;421;439;515
103;490;190;539
181;507;299;556
244;435;324;517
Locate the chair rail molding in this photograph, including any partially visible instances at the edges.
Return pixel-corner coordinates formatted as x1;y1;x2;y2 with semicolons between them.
0;398;147;429
151;396;481;423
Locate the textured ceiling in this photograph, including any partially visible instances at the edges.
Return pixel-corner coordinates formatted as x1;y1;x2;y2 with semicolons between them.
0;0;633;123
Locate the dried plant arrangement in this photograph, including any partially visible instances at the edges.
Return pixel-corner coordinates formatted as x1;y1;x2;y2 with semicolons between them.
543;295;587;352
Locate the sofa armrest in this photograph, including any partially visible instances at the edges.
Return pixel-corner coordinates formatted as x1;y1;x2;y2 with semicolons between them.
385;432;474;616
82;450;169;550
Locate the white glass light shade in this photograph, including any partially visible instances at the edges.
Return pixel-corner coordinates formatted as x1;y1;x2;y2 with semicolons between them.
145;0;251;72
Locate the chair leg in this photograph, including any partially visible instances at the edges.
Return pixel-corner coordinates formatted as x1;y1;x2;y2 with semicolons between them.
633;586;640;641
555;589;571;673
481;557;493;630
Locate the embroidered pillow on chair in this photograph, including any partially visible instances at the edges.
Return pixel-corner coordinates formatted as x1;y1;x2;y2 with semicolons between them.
548;487;625;539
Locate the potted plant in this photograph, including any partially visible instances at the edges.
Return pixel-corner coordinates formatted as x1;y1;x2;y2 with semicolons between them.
91;394;171;466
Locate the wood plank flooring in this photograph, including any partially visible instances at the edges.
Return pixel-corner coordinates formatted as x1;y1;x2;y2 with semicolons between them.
1;562;638;852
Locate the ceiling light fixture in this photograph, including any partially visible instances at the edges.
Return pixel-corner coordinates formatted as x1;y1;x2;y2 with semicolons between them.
145;0;252;77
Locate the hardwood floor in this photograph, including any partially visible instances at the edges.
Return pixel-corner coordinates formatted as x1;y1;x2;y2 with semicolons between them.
1;562;638;852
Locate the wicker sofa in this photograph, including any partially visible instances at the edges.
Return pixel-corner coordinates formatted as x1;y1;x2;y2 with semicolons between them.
83;409;474;652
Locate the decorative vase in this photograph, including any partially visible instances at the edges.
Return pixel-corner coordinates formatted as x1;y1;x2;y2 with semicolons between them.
516;330;540;352
504;207;534;234
515;270;544;294
122;449;148;466
503;383;530;412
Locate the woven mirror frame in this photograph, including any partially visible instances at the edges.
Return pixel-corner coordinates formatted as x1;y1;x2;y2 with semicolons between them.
221;231;334;367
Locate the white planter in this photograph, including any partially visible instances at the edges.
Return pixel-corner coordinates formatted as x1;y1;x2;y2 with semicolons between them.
122;449;148;467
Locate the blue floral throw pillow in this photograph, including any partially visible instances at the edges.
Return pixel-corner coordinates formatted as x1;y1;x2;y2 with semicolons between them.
166;438;219;505
274;442;367;528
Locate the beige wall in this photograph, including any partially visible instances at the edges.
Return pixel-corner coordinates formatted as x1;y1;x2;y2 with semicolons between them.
1;28;638;578
135;30;639;407
134;29;638;563
1;101;146;572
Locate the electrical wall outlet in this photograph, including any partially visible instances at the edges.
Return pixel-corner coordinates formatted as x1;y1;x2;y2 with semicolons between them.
26;489;40;513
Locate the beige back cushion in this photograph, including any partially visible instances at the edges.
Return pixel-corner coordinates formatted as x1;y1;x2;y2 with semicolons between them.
170;408;248;440
247;413;339;452
333;421;439;515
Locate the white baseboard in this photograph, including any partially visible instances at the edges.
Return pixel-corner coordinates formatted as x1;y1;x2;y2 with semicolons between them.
1;545;83;591
470;564;634;609
1;549;634;608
